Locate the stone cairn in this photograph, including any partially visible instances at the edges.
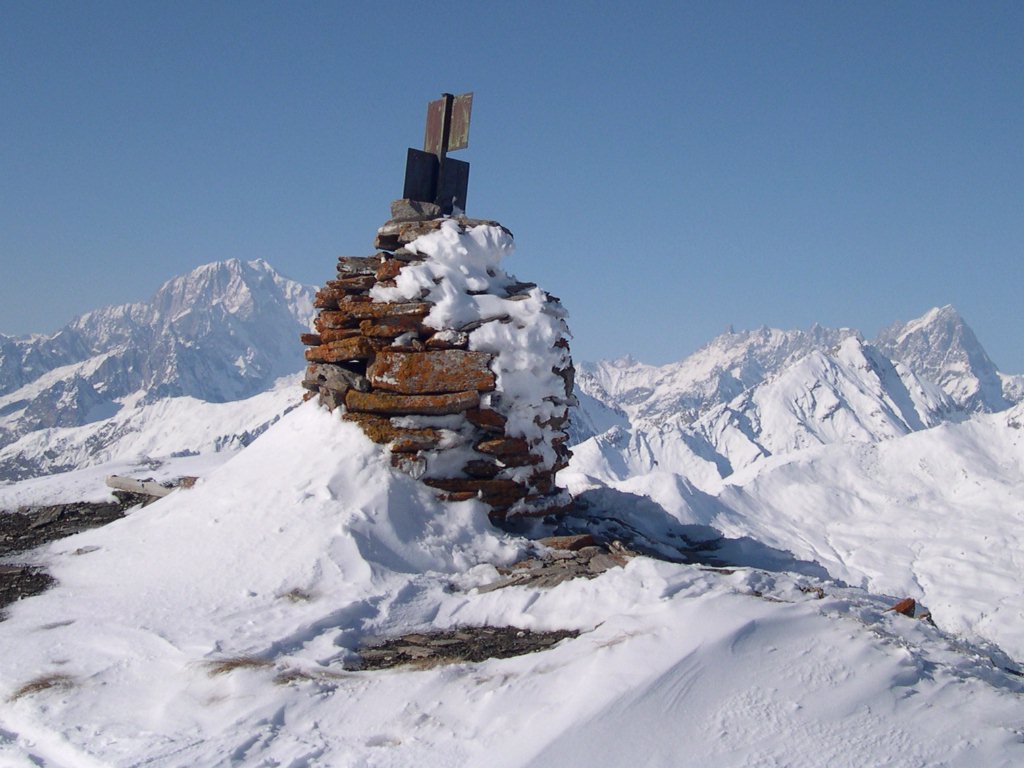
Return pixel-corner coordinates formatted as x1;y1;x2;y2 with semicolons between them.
300;200;574;522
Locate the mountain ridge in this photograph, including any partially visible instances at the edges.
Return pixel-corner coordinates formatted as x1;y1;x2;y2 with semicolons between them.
0;259;315;475
572;306;1017;491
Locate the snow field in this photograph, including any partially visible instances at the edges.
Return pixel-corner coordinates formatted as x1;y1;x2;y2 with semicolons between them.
0;402;1022;766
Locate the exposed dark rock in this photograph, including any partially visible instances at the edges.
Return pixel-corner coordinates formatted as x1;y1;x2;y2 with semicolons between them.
0;564;55;616
0;491;168;619
349;626;578;670
389;198;443;222
0;495;149;558
476;539;638;592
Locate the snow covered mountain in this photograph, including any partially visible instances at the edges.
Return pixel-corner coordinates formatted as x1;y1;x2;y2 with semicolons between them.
573;306;1019;489
578;324;856;425
0;259;315;478
562;304;1024;665
876;304;1014;412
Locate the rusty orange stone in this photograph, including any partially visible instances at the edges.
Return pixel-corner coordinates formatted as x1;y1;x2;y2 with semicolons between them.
319;327;362;343
349;302;431;320
317;310;358;330
888;598;916;617
475;437;530;456
466;408;507;432
314;288;344;309
359;317;424;338
368;350;495;395
342;412;443;448
326;275;377;292
423;478;528;506
336;255;382;276
304;337;373;363
376;258;404;281
344;389;480;416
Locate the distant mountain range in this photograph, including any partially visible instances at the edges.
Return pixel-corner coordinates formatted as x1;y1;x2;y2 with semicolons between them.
573;306;1023;491
0;259;314;480
1;257;1021;489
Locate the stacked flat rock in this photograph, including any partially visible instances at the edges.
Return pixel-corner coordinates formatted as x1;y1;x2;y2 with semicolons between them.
301;200;574;521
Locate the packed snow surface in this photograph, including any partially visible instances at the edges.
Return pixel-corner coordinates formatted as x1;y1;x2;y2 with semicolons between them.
1;403;1022;766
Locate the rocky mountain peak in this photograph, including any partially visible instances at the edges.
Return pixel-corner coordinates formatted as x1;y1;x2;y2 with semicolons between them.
875;305;1009;412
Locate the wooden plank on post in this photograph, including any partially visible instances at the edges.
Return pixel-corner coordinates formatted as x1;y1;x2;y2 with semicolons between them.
447;92;473;152
424;96;447;156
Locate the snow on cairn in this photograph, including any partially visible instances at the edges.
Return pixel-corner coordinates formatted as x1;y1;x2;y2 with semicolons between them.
301;206;575;520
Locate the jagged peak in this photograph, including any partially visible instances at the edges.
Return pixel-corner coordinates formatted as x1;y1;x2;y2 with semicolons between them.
879;304;966;343
608;353;638;368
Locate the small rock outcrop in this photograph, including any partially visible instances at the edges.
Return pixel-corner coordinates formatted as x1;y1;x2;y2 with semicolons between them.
302;201;574;520
349;626;579;670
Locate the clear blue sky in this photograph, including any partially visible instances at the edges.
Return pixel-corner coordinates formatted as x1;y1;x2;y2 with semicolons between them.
2;1;1022;371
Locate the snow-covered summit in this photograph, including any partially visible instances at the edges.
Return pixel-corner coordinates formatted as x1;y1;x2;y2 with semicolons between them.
876;304;1013;412
1;276;1023;765
569;335;958;495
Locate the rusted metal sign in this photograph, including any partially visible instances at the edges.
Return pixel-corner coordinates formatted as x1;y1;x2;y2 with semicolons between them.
404;92;474;215
424;92;472;156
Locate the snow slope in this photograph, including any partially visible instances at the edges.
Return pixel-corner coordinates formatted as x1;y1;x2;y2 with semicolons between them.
0;374;303;483
1;402;1021;767
566;402;1024;662
1;266;1022;765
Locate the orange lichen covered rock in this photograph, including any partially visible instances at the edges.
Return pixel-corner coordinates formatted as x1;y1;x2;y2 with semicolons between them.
344;390;480;416
368;350;495;395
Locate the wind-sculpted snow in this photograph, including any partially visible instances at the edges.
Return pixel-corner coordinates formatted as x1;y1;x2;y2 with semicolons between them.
1;402;1021;766
567;400;1024;661
716;404;1024;660
566;317;1024;663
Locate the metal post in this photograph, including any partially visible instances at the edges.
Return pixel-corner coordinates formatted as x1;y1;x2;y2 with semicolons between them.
435;93;454;208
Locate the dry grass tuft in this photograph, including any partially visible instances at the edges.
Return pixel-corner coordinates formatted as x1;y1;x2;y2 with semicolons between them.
9;673;75;701
205;656;274;676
